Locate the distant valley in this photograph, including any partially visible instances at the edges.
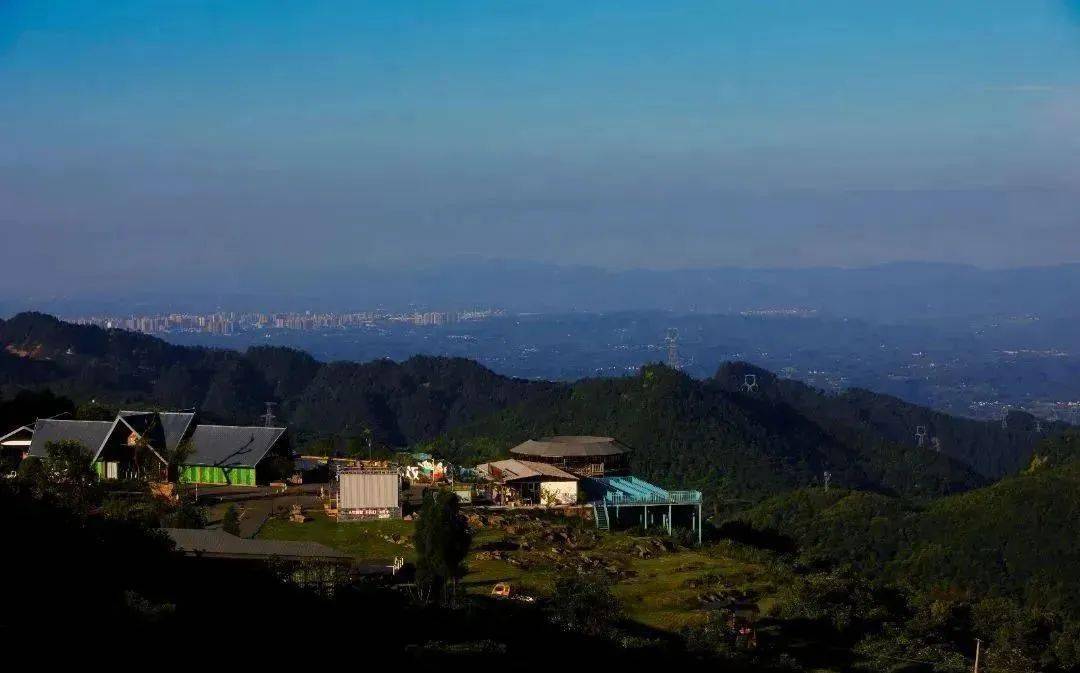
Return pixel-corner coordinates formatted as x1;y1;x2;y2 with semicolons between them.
153;309;1080;423
12;262;1080;423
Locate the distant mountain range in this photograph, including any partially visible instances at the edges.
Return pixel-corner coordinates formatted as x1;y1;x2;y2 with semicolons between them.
0;312;1057;504
5;261;1080;322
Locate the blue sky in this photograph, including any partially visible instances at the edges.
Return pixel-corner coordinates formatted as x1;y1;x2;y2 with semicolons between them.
1;1;1079;295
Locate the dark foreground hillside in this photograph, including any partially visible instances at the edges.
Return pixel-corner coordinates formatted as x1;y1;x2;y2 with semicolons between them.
0;480;723;665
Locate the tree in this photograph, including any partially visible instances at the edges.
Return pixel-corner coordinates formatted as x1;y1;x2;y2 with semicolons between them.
160;500;207;529
0;389;74;430
549;572;623;637
222;504;241;536
18;440;102;513
163;439;195;483
345;426;377;460
360;426;374;460
413;489;471;606
261;455;295;483
75;401;117;421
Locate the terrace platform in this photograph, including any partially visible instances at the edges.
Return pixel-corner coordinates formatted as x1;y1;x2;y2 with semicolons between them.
586;476;703;543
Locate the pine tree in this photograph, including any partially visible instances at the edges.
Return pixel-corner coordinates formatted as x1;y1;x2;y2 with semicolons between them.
413;490;471;605
222;504;241;536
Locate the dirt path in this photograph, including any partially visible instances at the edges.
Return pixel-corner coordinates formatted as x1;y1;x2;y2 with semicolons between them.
200;483;327;538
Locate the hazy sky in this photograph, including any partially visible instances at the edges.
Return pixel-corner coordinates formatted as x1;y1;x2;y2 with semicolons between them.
2;1;1079;296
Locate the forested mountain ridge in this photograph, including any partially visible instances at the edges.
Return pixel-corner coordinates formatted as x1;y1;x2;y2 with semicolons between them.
712;362;1059;479
0;312;552;445
0;312;1050;503
281;356;557;446
423;364;989;503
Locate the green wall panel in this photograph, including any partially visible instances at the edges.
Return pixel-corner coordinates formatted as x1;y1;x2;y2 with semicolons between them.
179;465;255;486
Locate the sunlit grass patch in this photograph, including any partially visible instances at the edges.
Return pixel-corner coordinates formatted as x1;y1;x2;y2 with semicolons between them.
258;512;415;564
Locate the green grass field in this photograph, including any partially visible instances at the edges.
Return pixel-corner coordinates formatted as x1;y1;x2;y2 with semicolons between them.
258;510;766;633
259;513;415;564
616;550;761;630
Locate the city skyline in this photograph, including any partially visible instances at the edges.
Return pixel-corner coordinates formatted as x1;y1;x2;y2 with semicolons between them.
71;307;506;336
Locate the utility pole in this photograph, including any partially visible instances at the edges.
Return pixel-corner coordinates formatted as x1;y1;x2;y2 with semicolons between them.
973;638;981;673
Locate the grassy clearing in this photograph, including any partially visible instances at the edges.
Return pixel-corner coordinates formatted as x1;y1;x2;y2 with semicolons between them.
617;550;761;631
257;510;767;634
258;513;415;564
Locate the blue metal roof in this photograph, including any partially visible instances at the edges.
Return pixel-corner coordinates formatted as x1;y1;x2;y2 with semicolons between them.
591;475;701;505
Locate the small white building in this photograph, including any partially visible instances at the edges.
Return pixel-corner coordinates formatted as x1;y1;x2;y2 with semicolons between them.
476;458;579;506
337;468;402;521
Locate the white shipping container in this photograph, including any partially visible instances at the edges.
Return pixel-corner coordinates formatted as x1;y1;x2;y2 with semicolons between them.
339;472;400;510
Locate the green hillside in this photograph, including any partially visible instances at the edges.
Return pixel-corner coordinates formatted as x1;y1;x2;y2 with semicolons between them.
726;432;1080;670
713;362;1062;479
735;434;1080;613
424;364;986;503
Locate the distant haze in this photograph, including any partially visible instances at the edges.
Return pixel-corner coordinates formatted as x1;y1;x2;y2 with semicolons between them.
2;2;1079;298
5;261;1080;324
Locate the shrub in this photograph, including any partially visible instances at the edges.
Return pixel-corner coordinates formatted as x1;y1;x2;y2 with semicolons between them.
549;572;623;637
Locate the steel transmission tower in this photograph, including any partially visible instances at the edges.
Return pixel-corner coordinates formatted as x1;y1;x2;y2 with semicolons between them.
743;374;759;393
261;402;277;427
666;328;680;370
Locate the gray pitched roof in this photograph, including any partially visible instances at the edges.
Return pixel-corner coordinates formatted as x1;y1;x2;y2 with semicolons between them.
27;419;114;458
477;459;578;482
186;425;286;468
163;528;351;562
158;412;196;451
510;436;630;458
0;425;33;444
116;411;167;452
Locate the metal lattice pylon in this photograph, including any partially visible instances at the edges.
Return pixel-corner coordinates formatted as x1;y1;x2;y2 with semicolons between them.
665;328;680;370
743;374;758;393
261;401;277;427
